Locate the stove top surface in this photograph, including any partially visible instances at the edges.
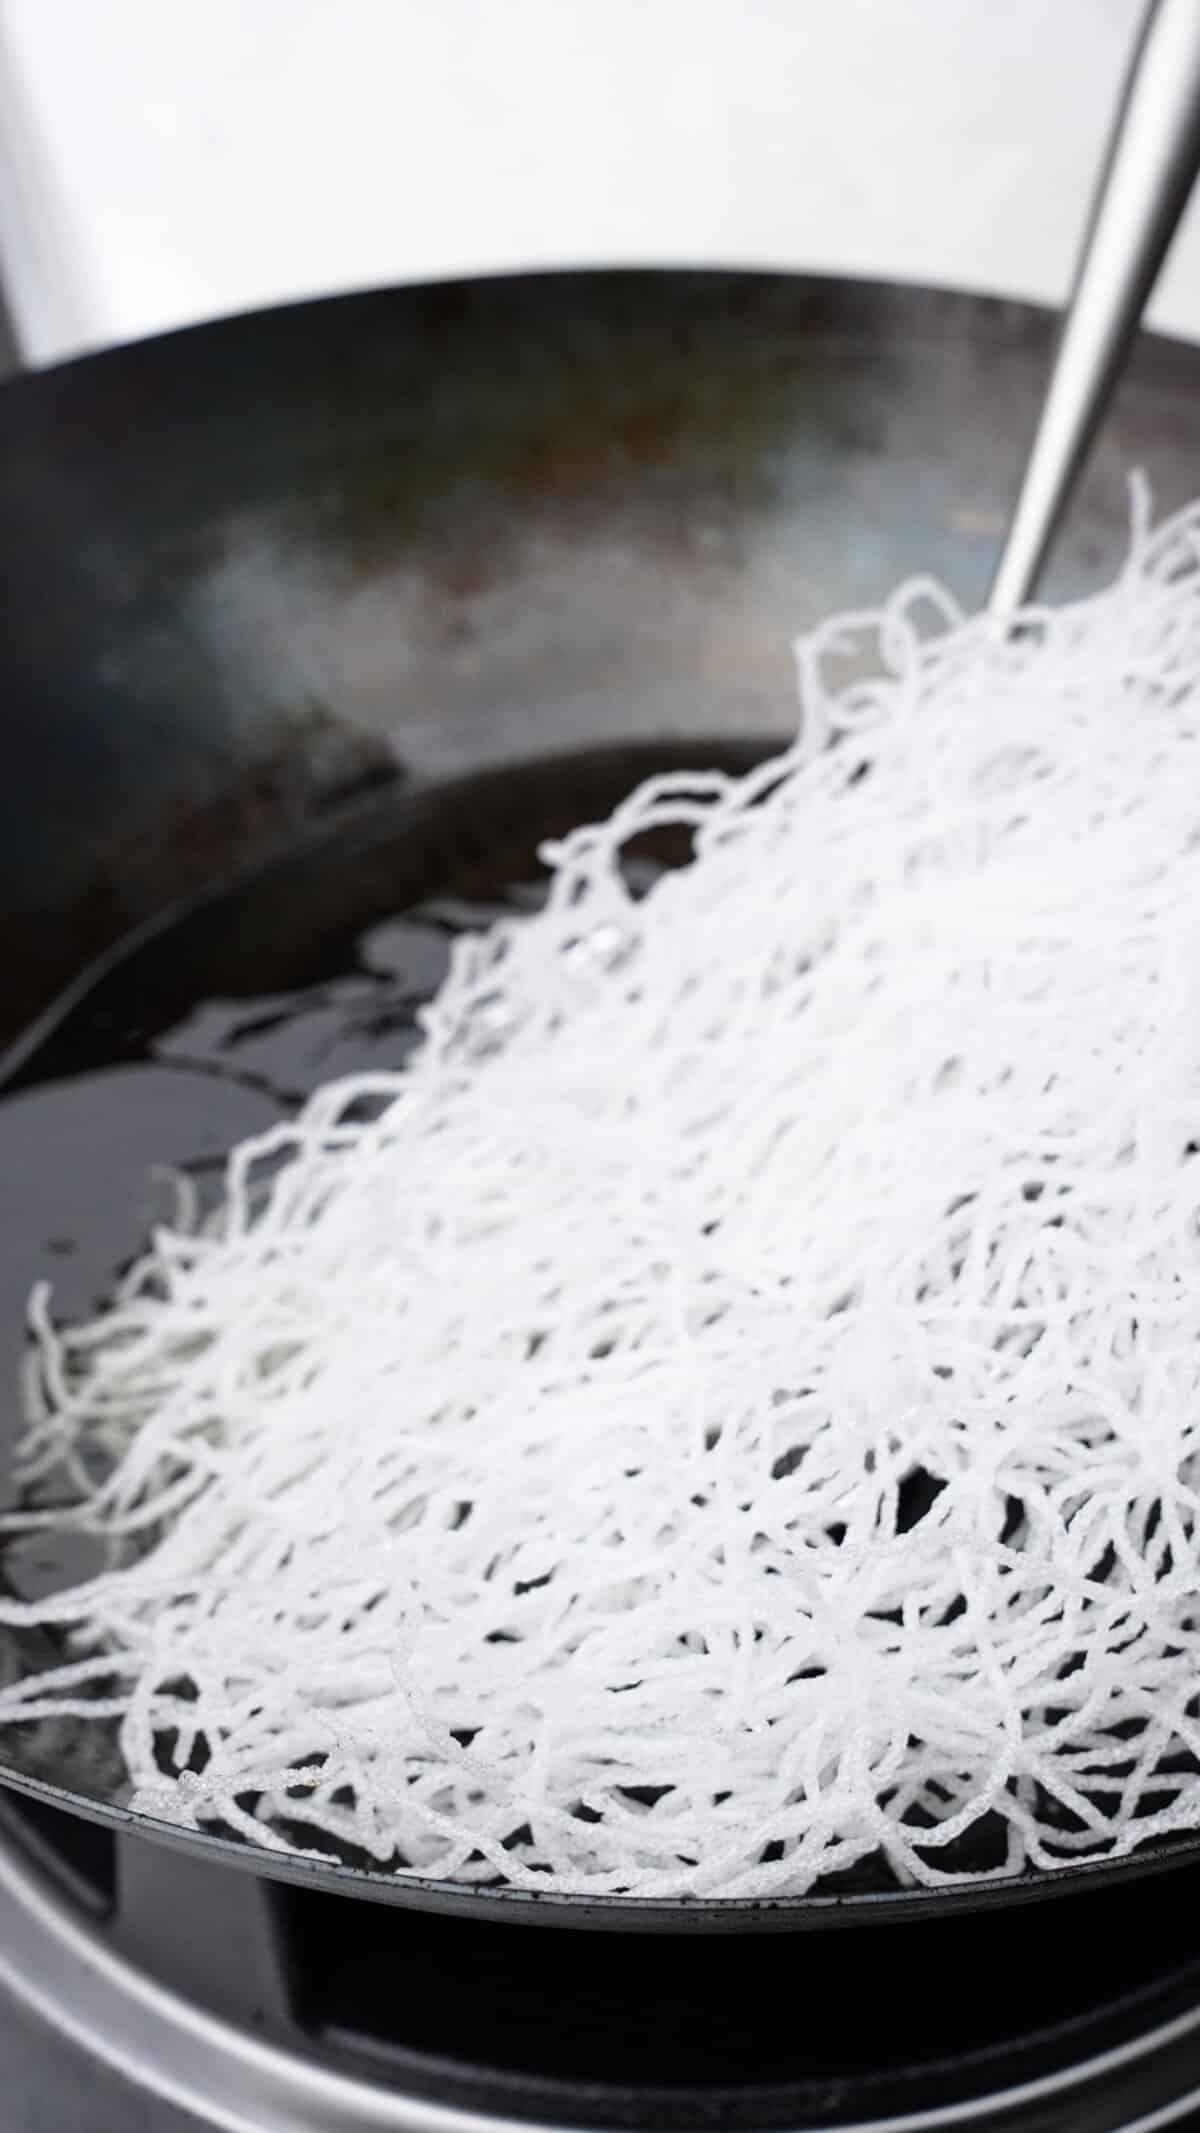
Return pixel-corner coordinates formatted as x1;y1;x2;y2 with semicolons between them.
1;1790;1200;2132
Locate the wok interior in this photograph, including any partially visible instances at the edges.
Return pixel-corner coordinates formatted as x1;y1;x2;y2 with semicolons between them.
5;269;1200;1923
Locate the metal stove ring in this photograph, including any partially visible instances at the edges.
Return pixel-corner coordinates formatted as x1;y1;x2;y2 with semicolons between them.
1;1828;1200;2132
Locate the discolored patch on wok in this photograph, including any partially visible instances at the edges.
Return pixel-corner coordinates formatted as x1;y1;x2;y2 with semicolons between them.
4;272;1200;1047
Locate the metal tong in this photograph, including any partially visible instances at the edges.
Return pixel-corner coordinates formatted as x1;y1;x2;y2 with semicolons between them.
989;0;1200;616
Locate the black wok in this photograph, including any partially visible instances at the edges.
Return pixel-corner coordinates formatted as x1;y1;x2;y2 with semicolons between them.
1;268;1198;1932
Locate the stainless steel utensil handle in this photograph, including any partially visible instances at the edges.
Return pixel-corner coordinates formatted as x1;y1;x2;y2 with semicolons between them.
988;0;1200;617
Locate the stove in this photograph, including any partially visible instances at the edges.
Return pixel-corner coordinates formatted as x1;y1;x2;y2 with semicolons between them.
0;1791;1198;2131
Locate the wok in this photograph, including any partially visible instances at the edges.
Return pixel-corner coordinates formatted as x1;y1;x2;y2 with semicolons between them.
0;268;1198;1932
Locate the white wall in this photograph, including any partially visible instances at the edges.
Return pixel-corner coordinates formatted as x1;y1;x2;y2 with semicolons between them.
3;0;1199;365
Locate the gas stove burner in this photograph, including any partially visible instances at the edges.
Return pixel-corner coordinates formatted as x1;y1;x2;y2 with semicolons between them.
1;1793;1200;2130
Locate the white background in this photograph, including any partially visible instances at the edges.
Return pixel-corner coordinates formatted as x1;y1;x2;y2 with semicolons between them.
2;0;1200;366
